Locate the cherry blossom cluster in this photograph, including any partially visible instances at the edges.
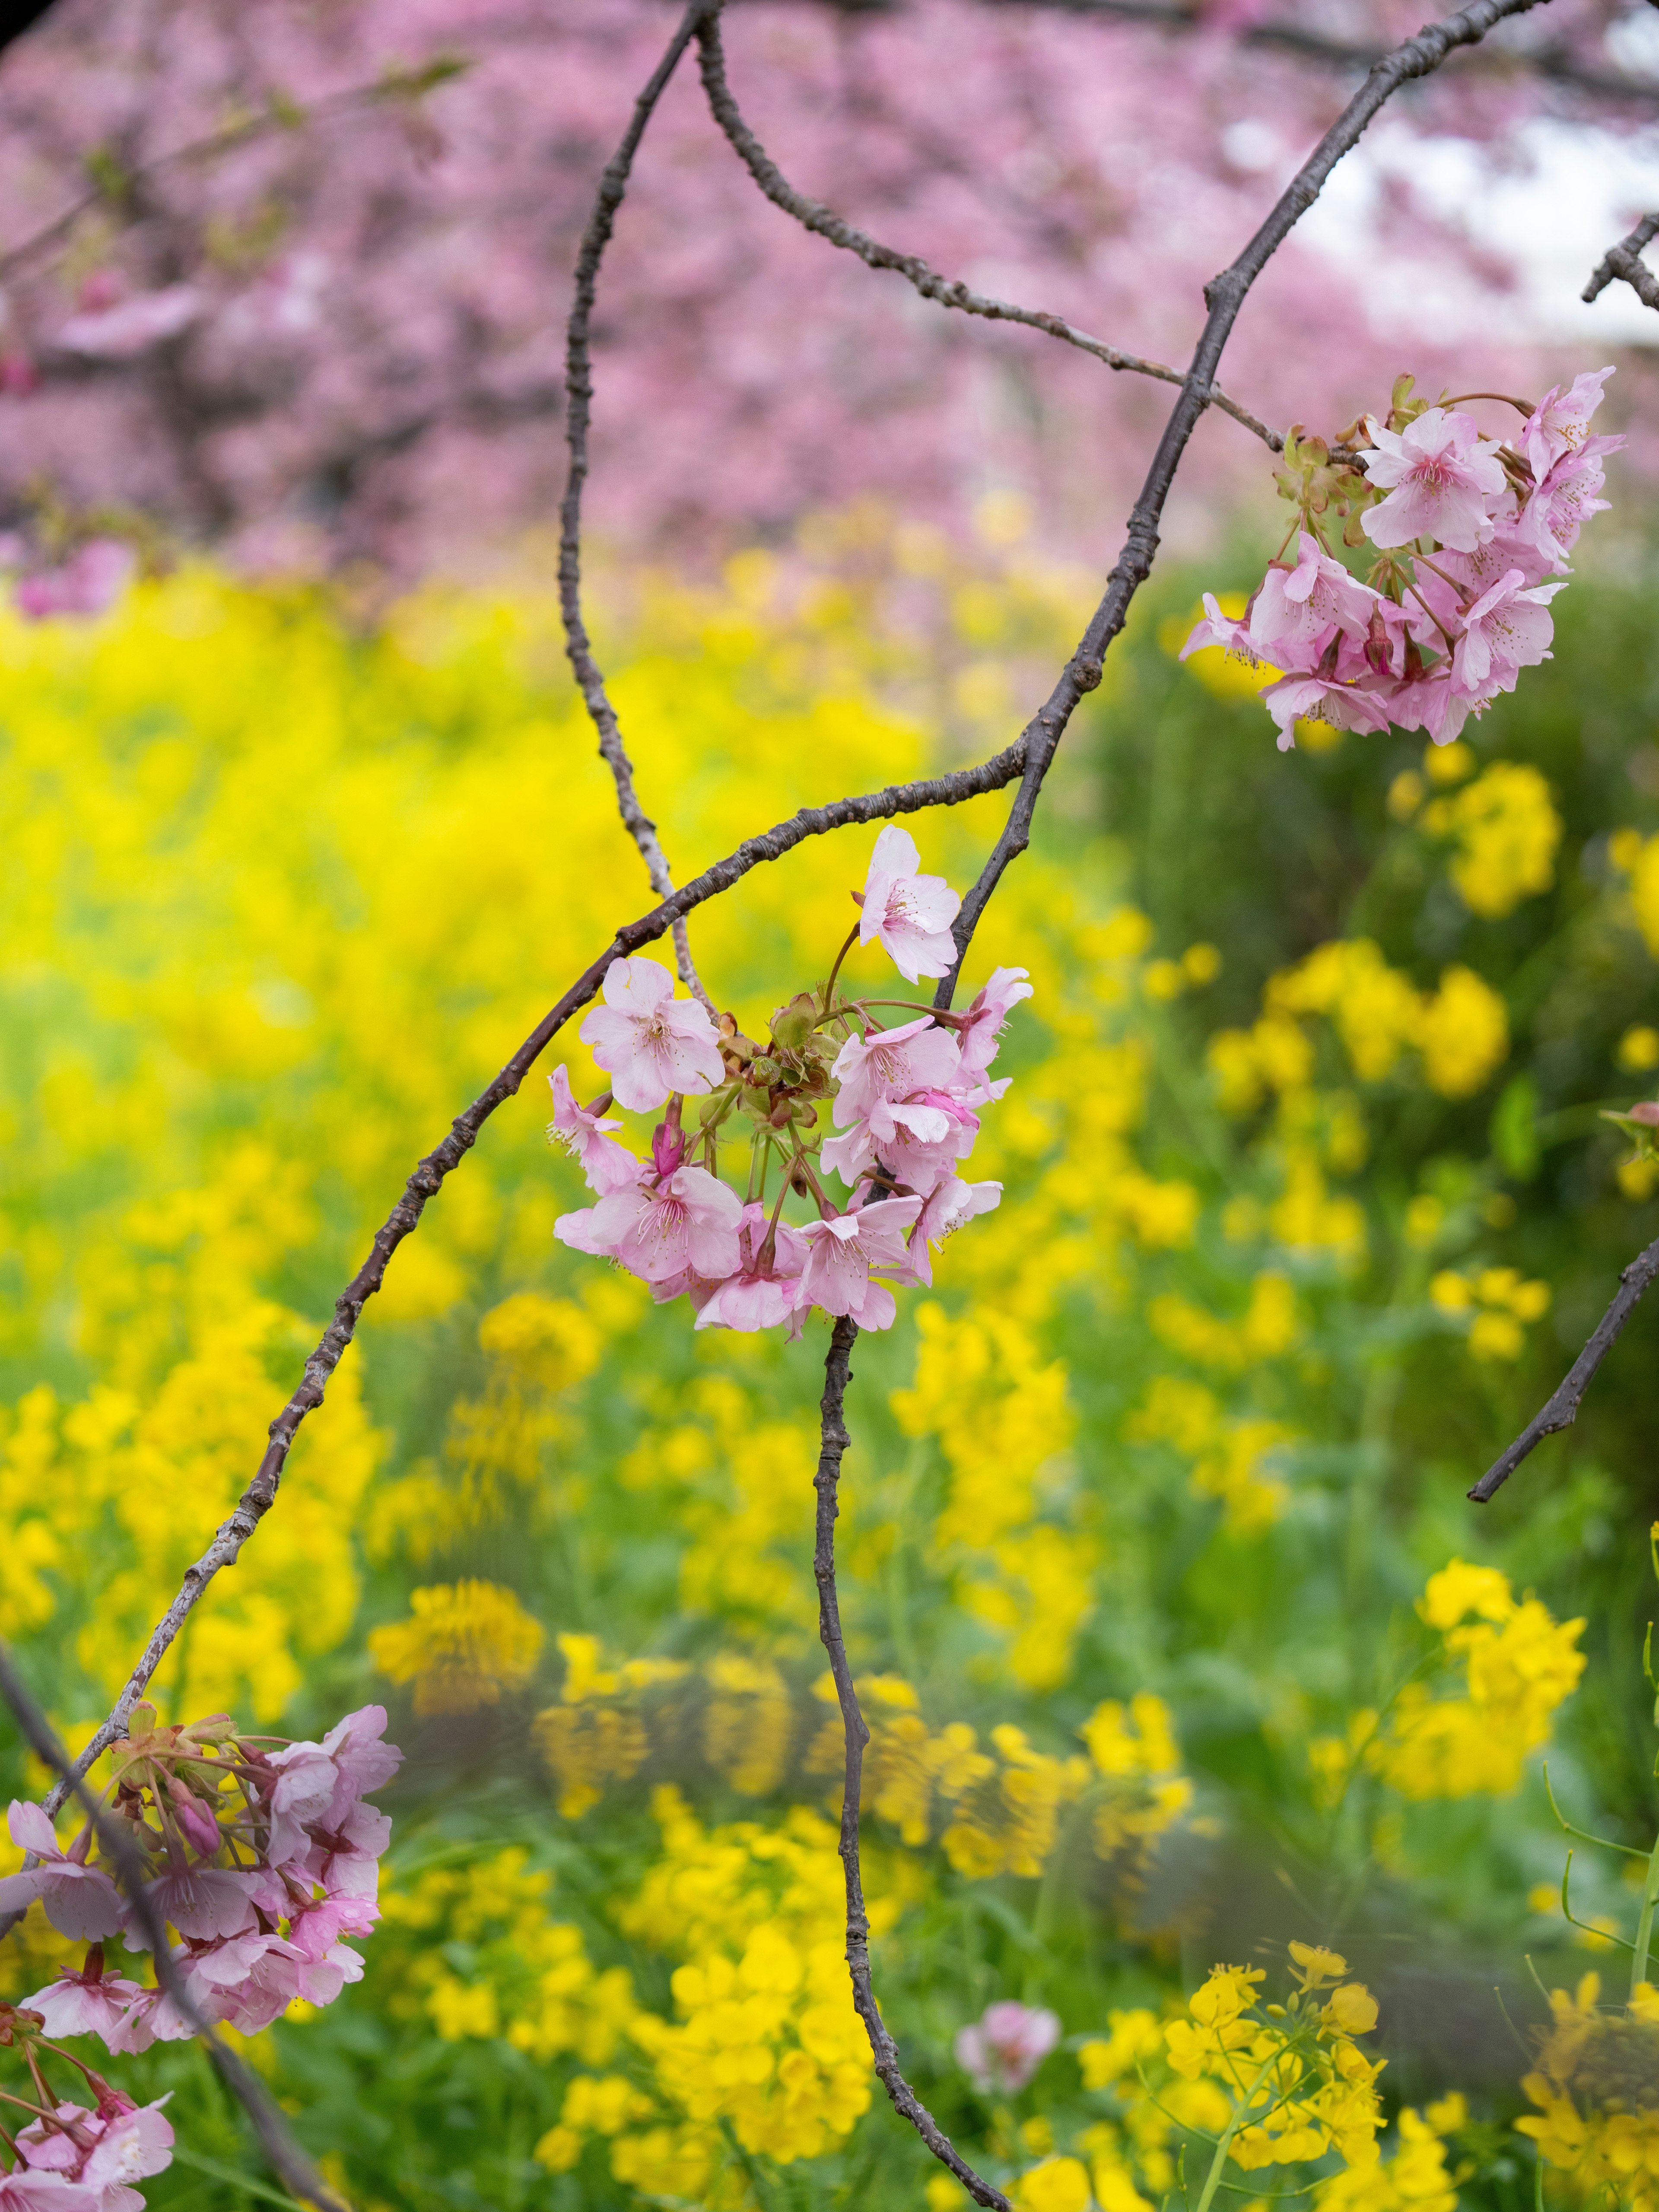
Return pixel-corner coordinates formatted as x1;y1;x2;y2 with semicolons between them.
0;1699;400;2180
551;827;1028;1332
1184;368;1620;750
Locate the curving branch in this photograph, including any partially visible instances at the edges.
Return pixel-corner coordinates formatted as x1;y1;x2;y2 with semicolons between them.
32;740;1027;1826
0;1644;349;2212
813;1319;1014;2211
932;0;1549;1008
1468;1233;1659;1503
560;0;719;1009
1584;212;1659;311
696;14;1281;451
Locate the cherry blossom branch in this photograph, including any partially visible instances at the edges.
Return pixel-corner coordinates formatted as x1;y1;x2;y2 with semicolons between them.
1468;1232;1659;1502
560;0;719;1011
811;1319;1014;2212
35;741;1027;1823
695;14;1281;452
0;64;466;291
1583;213;1659;311
0;1644;349;2212
932;0;1548;1007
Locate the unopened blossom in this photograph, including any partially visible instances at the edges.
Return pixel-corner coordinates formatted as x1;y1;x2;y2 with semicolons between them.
1520;365;1613;480
578;957;725;1113
954;2000;1062;2093
830;1015;961;1125
20;1955;147;2042
555;1161;742;1284
1359;408;1508;553
547;1065;637;1194
858;825;960;983
0;1805;123;1942
957;966;1033;1078
695;1204;808;1332
1449;570;1564;696
1248;531;1379;661
796;1196;922;1330
906;1176;1002;1286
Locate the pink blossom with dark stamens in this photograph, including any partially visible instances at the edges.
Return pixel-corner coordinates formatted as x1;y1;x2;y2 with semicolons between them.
578;957;725;1112
858;826;961;983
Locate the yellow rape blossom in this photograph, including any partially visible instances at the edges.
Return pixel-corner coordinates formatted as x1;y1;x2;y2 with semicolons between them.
1424;759;1562;919
1366;1560;1584;1799
367;1579;544;1715
1431;1265;1551;1362
1519;1976;1659;2212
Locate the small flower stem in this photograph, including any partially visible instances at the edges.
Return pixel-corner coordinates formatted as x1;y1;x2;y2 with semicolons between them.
1402;580;1459;655
1191;2053;1281;2212
1630;1827;1659;1999
787;1137;836;1219
821;924;861;1017
1441;391;1537;415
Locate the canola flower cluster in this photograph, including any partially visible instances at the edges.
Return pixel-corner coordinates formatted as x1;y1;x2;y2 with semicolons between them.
1310;1561;1585;1805
1519;1975;1659;2212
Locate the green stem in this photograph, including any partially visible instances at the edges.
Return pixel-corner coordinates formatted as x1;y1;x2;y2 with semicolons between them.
1192;2054;1280;2212
1631;1827;1659;1999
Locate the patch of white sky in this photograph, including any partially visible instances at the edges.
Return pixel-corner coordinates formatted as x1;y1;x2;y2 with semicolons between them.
1225;6;1659;348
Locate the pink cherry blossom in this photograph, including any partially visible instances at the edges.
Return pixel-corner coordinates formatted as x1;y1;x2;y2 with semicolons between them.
1180;592;1268;672
1519;366;1613;480
906;1176;1003;1287
264;1704;401;1868
1257;674;1395;752
122;1866;261;1948
556;1160;743;1284
824;1088;981;1198
547;1065;638;1195
0;1805;123;1942
17;2098;173;2207
0;2176;100;2211
1449;570;1564;696
1374;666;1475;747
19;1957;148;2043
858;826;961;984
830;1016;961;1126
953;2000;1062;2094
1520;439;1619;571
695;1204;809;1332
299;1800;393;1902
1247;532;1379;662
578;958;725;1114
795;1196;922;1330
1359;408;1509;553
13;542;133;622
957;967;1033;1079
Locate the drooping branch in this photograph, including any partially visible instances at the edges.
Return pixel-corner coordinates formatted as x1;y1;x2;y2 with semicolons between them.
932;0;1549;1007
696;15;1280;451
1584;212;1659;310
1468;1233;1659;1503
35;739;1027;1821
560;0;718;1009
0;1644;350;2212
812;1320;1013;2211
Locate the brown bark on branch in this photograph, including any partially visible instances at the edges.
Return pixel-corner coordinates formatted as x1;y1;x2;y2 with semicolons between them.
0;1644;350;2212
812;1320;1014;2211
1584;213;1659;310
560;0;719;1009
696;15;1281;451
1468;1233;1659;1502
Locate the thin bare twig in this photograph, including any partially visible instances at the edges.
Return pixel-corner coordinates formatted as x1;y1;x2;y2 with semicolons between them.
560;0;718;1010
1468;1233;1659;1502
0;1643;349;2212
696;15;1280;451
1583;212;1659;311
811;1320;1013;2211
32;741;1027;1827
934;0;1548;1007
